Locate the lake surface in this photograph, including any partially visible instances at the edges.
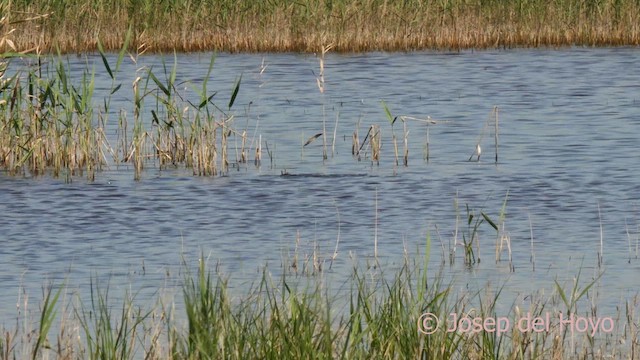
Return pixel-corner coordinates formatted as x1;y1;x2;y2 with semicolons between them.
2;47;640;322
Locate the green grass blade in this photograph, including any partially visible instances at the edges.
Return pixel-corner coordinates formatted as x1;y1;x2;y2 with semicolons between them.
481;212;498;230
32;284;63;360
149;70;170;97
56;62;68;94
228;74;242;110
554;279;569;308
498;190;510;224
203;54;216;95
381;100;396;125
97;39;113;80
303;133;323;147
115;25;132;73
167;52;177;95
110;83;122;95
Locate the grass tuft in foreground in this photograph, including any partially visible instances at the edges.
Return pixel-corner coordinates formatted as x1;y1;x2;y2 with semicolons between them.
2;248;639;359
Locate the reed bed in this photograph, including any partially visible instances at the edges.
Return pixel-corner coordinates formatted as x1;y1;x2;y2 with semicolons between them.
0;32;258;180
0;60;106;180
0;40;485;180
2;249;639;359
4;0;640;54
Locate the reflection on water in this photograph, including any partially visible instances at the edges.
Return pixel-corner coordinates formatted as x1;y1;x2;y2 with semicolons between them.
2;47;640;319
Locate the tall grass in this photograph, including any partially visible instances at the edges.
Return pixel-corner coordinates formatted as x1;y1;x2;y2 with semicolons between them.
3;0;640;53
1;251;637;359
1;214;637;359
0;54;107;180
0;35;259;180
75;280;150;360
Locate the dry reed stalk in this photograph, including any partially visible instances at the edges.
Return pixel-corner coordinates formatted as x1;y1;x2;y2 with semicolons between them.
192;120;218;176
312;241;322;274
424;124;430;162
240;130;247;163
331;111;339;157
265;141;275;168
495;223;512;262
392;131;399;166
351;116;362;160
221;122;228;174
493;106;499;164
598;202;604;267
255;134;261;166
402;119;408;166
370;124;380;164
530;213;536;272
374;186;378;259
316;44;333;160
329;200;341;269
291;230;300;273
132;134;147;181
118;110;129;166
210;122;219;175
352;127;359;158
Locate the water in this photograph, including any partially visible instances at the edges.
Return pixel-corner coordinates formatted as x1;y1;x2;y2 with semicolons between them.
2;47;640;322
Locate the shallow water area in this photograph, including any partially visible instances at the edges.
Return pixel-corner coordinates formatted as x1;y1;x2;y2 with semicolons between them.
2;47;640;323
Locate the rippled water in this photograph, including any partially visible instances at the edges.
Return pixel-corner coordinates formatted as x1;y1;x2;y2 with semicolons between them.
2;47;640;320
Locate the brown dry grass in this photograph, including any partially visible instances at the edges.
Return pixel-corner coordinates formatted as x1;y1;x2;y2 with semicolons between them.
3;0;640;54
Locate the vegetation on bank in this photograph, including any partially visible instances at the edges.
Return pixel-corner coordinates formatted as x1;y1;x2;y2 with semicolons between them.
0;197;632;358
3;0;640;53
0;248;636;360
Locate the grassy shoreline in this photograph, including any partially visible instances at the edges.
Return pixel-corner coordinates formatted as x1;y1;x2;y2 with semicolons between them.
3;0;640;54
1;253;636;359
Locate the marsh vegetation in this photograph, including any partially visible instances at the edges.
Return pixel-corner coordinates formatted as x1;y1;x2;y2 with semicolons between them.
3;0;640;53
2;249;636;359
2;2;640;359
